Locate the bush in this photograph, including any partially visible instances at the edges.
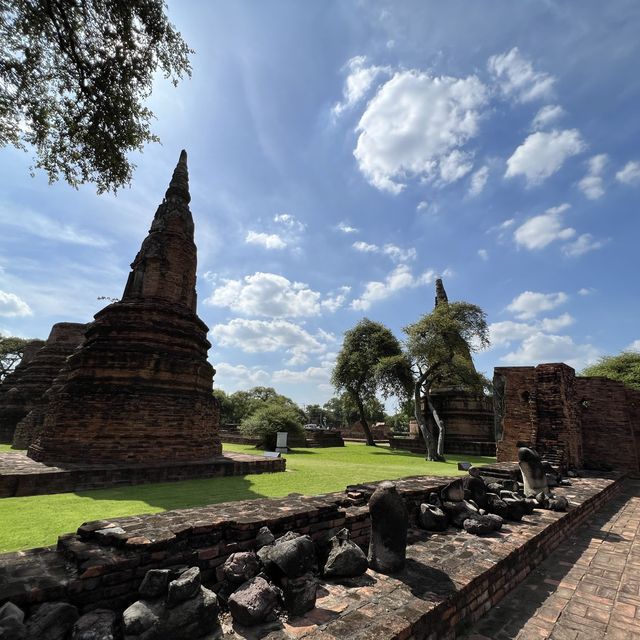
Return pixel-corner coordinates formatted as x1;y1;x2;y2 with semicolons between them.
239;402;305;450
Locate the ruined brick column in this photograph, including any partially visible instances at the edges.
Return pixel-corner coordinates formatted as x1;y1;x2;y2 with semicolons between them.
29;151;222;464
0;325;85;442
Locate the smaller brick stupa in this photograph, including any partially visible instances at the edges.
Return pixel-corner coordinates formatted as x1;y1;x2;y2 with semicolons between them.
29;151;221;464
0;324;85;443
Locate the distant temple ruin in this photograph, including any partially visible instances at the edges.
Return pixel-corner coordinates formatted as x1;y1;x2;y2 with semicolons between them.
0;325;85;443
494;363;640;473
389;279;495;456
28;151;222;464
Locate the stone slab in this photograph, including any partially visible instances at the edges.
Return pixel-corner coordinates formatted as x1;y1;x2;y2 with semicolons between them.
0;451;285;497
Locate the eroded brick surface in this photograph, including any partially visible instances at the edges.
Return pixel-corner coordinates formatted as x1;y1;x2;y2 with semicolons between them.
495;364;640;473
0;472;623;640
27;152;222;465
463;478;640;640
0;325;84;445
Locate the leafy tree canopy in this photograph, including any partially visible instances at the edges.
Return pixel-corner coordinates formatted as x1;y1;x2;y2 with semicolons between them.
332;318;407;445
581;351;640;390
239;401;304;450
0;0;192;192
0;335;32;381
404;301;489;460
213;386;304;426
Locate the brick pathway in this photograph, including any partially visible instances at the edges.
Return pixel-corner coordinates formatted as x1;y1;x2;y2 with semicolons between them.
464;479;640;640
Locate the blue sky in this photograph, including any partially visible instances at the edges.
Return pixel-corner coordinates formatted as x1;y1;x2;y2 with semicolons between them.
1;0;639;409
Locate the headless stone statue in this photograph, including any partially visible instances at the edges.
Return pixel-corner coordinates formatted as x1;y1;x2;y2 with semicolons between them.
367;481;408;574
518;447;550;498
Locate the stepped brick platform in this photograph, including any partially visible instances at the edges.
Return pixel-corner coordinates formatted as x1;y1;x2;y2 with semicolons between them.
0;450;285;497
0;470;623;640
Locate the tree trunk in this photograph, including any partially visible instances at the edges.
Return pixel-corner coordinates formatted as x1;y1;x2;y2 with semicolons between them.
426;393;446;460
413;379;441;461
356;398;376;446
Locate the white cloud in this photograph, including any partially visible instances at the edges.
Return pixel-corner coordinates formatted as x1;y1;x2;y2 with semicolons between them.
578;154;608;199
0;206;109;247
616;161;640;186
507;290;568;320
245;231;286;250
382;244;416;263
478;249;489;261
352;241;416;263
321;286;351;313
469;166;489;196
351;265;436;311
562;233;605;257
353;241;378;253
439;150;474;183
505;129;586;185
214;362;270;389
531;104;565;130
211;318;333;365
539;313;575;332
206;272;322;317
578;176;605;200
488;47;555;103
272;366;331;385
501;332;600;370
337;222;358;234
274;213;305;231
514;203;575;250
353;70;488;193
489;314;575;348
578;287;595;296
0;290;32;317
587;154;608;175
332;56;391;118
627;340;640;352
416;201;429;212
490;320;537;347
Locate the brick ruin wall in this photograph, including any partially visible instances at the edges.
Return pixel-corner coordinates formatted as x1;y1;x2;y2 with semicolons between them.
430;391;495;445
495;363;640;473
575;377;640;473
0;473;623;640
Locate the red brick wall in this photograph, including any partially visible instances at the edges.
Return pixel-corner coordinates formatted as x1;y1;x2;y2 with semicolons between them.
533;364;582;469
495;363;639;473
575;377;639;474
494;367;537;462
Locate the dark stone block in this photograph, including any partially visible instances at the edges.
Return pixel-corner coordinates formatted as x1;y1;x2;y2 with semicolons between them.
227;576;279;627
368;481;408;574
26;602;79;640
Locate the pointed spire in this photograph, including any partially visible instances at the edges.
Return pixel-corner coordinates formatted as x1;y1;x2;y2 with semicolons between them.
435;278;448;308
164;149;191;204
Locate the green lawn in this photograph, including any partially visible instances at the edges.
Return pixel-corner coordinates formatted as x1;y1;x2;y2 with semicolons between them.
0;442;494;553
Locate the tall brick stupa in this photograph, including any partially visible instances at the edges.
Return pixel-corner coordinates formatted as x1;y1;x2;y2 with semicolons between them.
28;151;222;464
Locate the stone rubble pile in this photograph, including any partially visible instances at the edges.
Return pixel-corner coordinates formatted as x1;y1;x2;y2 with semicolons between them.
418;447;570;536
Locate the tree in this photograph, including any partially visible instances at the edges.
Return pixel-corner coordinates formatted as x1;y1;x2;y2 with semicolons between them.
0;336;31;381
581;351;640;390
213;386;305;426
239;401;304;450
212;389;235;426
404;301;489;461
0;0;192;192
332;319;408;446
